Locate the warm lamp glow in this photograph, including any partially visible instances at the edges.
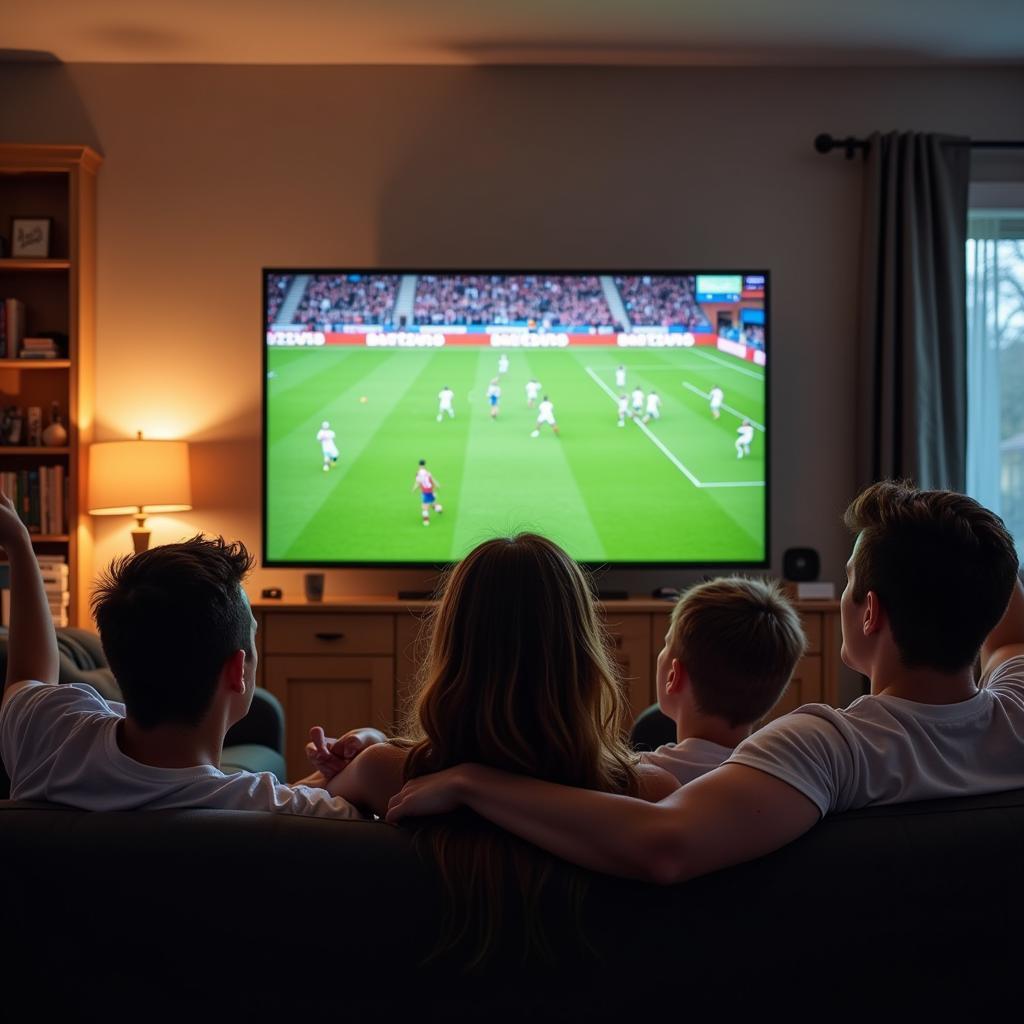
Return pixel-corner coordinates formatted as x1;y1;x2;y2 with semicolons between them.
88;433;192;551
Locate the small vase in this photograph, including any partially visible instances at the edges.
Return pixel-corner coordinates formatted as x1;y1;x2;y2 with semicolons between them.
42;403;68;447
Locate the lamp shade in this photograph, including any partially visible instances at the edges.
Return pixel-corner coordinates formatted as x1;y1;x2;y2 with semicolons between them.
88;438;192;516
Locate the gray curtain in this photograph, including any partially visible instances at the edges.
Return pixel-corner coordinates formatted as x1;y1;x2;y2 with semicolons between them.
857;131;970;491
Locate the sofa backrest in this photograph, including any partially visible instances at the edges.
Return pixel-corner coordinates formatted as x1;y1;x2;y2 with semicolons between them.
2;788;1023;1015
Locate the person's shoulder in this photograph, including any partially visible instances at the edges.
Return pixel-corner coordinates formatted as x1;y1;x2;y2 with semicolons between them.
2;680;109;718
982;648;1024;690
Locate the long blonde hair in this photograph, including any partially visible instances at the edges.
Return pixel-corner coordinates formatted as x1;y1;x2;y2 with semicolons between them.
403;533;638;967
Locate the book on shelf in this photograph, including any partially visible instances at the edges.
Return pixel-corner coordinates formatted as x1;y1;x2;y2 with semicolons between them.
1;467;67;534
0;298;27;358
20;337;60;358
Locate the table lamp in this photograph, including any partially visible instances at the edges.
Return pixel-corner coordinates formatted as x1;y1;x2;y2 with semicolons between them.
88;432;192;552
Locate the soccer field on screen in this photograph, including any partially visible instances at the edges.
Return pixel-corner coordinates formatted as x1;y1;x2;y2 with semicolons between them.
266;345;766;564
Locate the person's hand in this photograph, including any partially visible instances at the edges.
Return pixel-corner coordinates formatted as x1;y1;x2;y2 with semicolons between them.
385;766;470;823
0;491;30;551
305;725;388;779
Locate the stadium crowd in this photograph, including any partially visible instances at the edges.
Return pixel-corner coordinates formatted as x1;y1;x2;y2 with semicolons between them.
615;275;711;330
743;325;766;350
266;274;293;326
292;275;399;327
412;274;615;329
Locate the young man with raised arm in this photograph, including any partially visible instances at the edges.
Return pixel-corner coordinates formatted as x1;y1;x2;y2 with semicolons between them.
0;491;376;816
387;481;1024;884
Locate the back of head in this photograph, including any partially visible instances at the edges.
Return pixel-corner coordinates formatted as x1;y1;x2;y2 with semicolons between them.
91;536;254;729
406;533;637;968
409;533;635;794
670;577;806;727
844;481;1019;671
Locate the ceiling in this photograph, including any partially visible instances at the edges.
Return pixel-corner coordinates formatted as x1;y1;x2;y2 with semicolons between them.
4;0;1024;66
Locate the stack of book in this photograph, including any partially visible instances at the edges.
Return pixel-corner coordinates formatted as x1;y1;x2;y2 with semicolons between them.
0;555;70;628
0;467;66;534
0;298;26;357
38;556;70;628
20;336;60;359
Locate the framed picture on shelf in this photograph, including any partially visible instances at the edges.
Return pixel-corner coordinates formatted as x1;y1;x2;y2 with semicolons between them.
11;217;51;258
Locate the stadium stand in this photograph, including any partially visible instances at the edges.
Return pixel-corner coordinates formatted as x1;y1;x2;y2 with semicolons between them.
614;275;712;330
291;274;400;327
412;274;615;328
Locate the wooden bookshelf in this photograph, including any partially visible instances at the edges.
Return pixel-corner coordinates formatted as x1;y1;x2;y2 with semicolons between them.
0;144;102;625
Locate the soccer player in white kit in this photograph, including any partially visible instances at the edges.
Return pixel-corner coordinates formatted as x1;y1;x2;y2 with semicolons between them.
643;390;661;423
412;459;443;525
498;353;510;375
525;378;541;408
531;397;559;438
736;419;755;458
317;420;339;472
631;386;645;416
437;385;455;422
709;385;724;419
486;379;502;420
615;365;626;389
617;394;629;427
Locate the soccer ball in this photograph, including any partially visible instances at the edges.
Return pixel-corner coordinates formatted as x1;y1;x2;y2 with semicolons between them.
435;504;443;513
436;414;442;422
359;396;368;404
530;430;540;438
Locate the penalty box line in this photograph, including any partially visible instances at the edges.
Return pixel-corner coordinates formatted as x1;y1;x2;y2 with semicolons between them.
584;366;701;488
584;366;766;490
682;383;765;432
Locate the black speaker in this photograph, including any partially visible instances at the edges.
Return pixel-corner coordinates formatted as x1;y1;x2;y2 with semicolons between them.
783;547;820;582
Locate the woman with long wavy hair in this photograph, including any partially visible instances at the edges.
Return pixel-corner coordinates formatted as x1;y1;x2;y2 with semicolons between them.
326;533;676;965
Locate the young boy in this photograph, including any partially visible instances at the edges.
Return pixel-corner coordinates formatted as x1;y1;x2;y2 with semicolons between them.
387;481;1024;885
0;492;373;817
643;578;805;786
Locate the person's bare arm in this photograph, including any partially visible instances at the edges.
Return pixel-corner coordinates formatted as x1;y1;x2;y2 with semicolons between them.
387;762;819;884
327;743;409;817
980;575;1024;677
0;491;58;707
636;761;680;802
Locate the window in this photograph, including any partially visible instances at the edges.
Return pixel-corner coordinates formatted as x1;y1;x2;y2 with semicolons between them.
967;184;1024;561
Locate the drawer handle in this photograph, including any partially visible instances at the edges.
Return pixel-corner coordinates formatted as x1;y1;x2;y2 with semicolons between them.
314;631;346;642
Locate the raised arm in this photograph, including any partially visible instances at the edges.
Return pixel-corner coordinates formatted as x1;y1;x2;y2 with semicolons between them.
980;575;1024;677
0;492;58;705
387;762;819;884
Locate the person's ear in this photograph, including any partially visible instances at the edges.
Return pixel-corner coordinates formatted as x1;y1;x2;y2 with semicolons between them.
864;591;886;636
666;657;688;695
223;649;247;695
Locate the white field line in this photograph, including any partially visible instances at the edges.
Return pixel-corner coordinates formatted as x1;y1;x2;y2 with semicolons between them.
584;366;763;489
690;346;765;381
682;382;765;432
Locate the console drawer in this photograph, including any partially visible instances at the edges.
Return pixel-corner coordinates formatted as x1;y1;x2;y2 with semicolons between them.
263;613;394;655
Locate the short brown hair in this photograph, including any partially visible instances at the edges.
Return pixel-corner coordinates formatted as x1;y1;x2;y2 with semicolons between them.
844;480;1019;672
668;577;806;727
92;536;254;729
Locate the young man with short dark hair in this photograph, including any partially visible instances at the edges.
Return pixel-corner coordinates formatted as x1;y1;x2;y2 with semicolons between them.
0;492;364;817
387;481;1024;883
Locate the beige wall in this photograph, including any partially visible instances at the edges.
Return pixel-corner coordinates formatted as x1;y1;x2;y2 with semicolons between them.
1;62;1023;605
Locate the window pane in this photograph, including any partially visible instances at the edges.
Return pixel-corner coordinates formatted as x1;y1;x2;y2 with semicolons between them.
967;214;1024;562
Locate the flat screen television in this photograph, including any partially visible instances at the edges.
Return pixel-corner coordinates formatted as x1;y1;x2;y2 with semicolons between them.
263;269;768;568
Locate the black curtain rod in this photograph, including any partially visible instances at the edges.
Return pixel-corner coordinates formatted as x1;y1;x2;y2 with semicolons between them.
814;133;1024;160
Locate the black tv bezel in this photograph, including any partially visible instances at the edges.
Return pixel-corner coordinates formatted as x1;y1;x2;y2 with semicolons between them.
261;267;770;572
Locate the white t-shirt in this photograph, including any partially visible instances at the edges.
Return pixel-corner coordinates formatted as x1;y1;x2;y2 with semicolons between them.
727;655;1024;818
646;394;660;413
0;682;360;818
737;424;754;444
438;388;454;407
641;737;734;786
537;400;555;423
709;388;724;407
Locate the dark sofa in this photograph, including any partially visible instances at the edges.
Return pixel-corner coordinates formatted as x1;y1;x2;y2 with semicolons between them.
1;787;1022;1018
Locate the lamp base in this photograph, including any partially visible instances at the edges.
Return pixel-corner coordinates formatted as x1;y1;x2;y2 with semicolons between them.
131;526;151;554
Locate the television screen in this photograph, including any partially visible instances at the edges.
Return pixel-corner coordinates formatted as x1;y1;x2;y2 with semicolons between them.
264;270;768;567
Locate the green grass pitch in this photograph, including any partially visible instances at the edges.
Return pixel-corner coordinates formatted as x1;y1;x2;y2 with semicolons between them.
266;345;766;564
